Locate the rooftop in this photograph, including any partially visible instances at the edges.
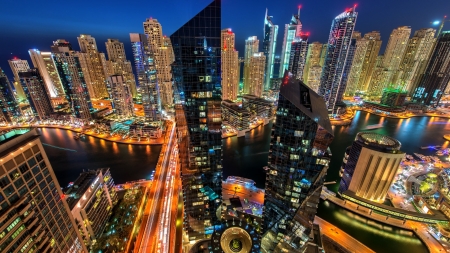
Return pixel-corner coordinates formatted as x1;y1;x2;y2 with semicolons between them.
357;132;401;150
64;168;109;209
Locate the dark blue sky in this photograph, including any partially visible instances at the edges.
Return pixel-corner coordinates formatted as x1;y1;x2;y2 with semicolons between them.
1;0;449;78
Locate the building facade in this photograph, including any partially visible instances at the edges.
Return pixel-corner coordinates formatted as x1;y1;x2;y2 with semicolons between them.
262;72;334;252
221;100;250;135
243;36;259;93
245;53;266;97
170;0;223;242
8;58;29;101
303;42;327;93
107;75;134;117
318;7;358;114
0;68;20;123
338;132;404;203
0;128;87;252
279;8;302;76
221;29;239;101
287;34;309;81
19;69;53;120
263;9;279;91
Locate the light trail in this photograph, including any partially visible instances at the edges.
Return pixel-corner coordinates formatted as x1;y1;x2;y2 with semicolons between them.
42;143;77;152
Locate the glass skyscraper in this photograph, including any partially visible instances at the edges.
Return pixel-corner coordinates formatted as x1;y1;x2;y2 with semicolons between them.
279;8;302;76
170;0;222;242
318;7;358;115
0;68;20;123
263;9;279;92
262;71;334;252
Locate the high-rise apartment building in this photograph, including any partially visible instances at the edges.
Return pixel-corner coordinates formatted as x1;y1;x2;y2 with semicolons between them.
244;53;266;97
243;36;259;92
318;7;358;114
143;18;174;108
8;58;29;101
170;0;222;241
105;39;138;98
107;75;134;117
77;34;109;99
52;39;93;120
130;33;161;121
393;28;436;94
345;31;382;95
303;42;327;92
412;31;450;107
287;34;309;81
0;68;20;123
64;168;118;248
221;28;239;101
338;133;404;203
0;128;87;252
368;55;388;96
262;72;333;252
19;69;53;120
263;9;278;91
279;8;302;76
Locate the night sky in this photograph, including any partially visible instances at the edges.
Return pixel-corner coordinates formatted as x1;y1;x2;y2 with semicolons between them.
1;0;449;79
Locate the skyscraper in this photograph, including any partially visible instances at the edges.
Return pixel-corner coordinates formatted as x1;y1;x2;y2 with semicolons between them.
393;28;436;94
262;71;333;252
19;69;53;120
8;58;29;101
368;55;388;96
0;128;88;252
243;36;259;92
287;33;309;81
279;7;302;75
263;9;278;91
77;34;109;99
303;42;327;92
244;52;266;97
318;7;358;114
170;0;222;241
345;31;382;96
0;68;20;123
107;75;134;117
105;39;138;98
412;31;450;107
143;18;174;108
221;28;239;101
52;39;93;120
339;31;360;97
130;33;161;121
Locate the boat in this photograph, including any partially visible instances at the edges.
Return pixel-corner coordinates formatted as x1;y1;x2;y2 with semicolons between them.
406;155;414;160
413;153;425;160
420;145;442;150
73;134;80;140
365;123;384;130
225;176;256;187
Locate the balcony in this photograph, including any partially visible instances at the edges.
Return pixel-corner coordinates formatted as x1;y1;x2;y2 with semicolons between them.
38;236;50;249
22;210;35;223
18;203;31;216
31;224;42;236
35;229;46;242
27;216;39;228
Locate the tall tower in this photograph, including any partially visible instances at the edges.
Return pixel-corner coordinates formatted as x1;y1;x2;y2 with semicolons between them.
0;128;88;252
303;42;327;92
318;7;358;114
245;52;266;97
0;68;20;123
52;39;93;120
287;33;309;81
77;34;109;99
243;36;259;92
394;28;436;94
19;69;54;120
170;0;222;242
105;39;138;98
107;75;134;117
412;31;450;107
221;28;239;101
29;49;63;99
143;18;174;109
279;7;302;75
8;58;29;101
262;72;334;252
263;9;279;91
130;33;161;121
345;31;382;95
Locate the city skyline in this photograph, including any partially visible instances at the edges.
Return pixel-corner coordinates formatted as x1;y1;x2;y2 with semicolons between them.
1;0;448;78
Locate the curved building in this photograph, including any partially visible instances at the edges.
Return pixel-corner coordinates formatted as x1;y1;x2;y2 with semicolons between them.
338;132;404;203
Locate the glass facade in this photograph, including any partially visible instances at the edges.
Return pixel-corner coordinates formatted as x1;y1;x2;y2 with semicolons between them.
263;9;279;91
170;0;223;241
19;69;54;120
0;68;20;123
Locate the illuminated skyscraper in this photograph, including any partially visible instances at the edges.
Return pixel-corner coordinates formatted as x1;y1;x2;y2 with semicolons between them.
263;9;278;91
19;69;53;120
318;7;358;114
105;39;137;98
221;28;239;101
393;28;436;94
77;34;109;99
412;31;450;107
143;18;174;108
279;7;302;76
303;42;327;92
287;33;309;81
244;52;266;97
0;68;20;123
170;0;222;242
130;33;161;121
8;58;29;101
52;39;93;120
0;128;88;252
262;72;333;252
368;55;388;96
243;36;259;92
107;75;134;117
345;31;382;95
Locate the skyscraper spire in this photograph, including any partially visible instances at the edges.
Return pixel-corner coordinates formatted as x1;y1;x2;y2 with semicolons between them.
298;5;301;18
